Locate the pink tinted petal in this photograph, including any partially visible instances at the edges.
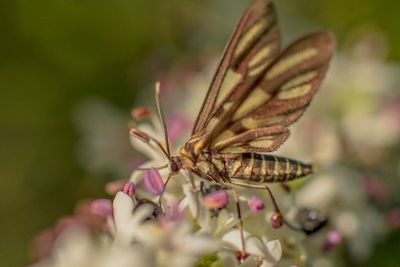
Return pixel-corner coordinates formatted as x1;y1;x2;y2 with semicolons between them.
158;202;183;228
321;230;342;252
30;228;56;260
105;179;128;195
166;113;191;141
166;202;182;221
247;196;265;214
90;199;113;218
54;216;85;235
123;181;136;197
143;168;164;196
128;157;147;172
203;190;229;209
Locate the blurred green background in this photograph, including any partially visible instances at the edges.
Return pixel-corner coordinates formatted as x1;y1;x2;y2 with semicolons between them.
1;0;399;266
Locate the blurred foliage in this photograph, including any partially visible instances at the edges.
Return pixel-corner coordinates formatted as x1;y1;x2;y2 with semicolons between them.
0;0;399;266
282;0;400;60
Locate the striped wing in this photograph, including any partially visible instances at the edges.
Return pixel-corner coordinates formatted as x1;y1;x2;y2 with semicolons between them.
192;0;280;136
211;32;335;153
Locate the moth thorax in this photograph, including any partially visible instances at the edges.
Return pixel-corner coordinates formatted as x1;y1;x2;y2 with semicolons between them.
179;147;190;157
169;156;182;174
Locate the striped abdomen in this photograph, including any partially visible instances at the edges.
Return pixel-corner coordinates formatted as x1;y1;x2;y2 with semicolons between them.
213;153;313;183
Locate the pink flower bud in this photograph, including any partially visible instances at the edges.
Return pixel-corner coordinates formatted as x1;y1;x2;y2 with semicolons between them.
123;181;136;197
105;179;128;195
131;107;152;120
271;213;283;229
321;230;342;252
90;199;113;218
143;168;164;196
247;196;265;214
202;190;229;209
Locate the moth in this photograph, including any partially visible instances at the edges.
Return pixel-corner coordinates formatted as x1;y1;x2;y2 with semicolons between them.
131;0;334;232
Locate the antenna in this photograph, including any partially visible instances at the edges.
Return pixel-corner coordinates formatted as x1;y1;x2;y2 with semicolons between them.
129;128;170;159
155;82;171;158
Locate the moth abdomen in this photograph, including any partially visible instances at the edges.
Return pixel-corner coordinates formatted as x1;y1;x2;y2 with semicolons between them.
215;153;312;183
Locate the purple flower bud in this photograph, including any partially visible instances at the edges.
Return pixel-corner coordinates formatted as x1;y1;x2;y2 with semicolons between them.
247;196;265;214
123;181;136;197
90;199;113;218
202;190;229;209
271;213;283;229
321;230;342;252
143;168;164;196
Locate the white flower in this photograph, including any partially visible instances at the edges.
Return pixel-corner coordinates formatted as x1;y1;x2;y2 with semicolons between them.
222;229;282;267
69;32;400;267
34;225;151;267
34;191;219;267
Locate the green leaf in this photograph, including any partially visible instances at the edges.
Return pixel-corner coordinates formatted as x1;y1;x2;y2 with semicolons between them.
196;254;219;267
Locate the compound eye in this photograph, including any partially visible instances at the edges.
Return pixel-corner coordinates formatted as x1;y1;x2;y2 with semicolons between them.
170;162;180;173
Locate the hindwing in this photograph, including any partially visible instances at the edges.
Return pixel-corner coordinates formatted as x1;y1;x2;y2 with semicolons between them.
211;32;335;153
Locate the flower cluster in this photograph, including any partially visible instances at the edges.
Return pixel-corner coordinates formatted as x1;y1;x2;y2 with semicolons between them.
31;33;400;267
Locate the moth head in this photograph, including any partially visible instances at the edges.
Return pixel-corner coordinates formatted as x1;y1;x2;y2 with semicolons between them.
169;156;182;175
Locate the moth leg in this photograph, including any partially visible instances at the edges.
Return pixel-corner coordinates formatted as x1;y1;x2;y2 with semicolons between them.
189;173;201;220
263;185;298;230
229;179;305;232
181;170;202;220
231;189;246;261
158;173;172;212
137;163;168;171
260;185;327;234
264;185;282;214
280;182;291;193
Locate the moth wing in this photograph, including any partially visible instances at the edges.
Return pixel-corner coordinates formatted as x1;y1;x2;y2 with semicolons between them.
211;32;335;153
192;0;280;136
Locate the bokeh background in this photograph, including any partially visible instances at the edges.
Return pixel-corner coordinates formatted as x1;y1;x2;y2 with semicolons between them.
1;0;399;266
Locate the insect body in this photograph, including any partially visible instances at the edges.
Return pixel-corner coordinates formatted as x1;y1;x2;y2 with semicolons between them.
163;0;335;190
132;0;334;235
177;148;313;186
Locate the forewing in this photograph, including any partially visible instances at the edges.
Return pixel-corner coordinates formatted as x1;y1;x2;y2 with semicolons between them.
211;32;335;153
192;0;280;135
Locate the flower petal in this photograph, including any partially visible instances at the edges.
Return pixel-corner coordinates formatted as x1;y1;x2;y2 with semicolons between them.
263;239;282;264
113;192;135;233
90;199;113;218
